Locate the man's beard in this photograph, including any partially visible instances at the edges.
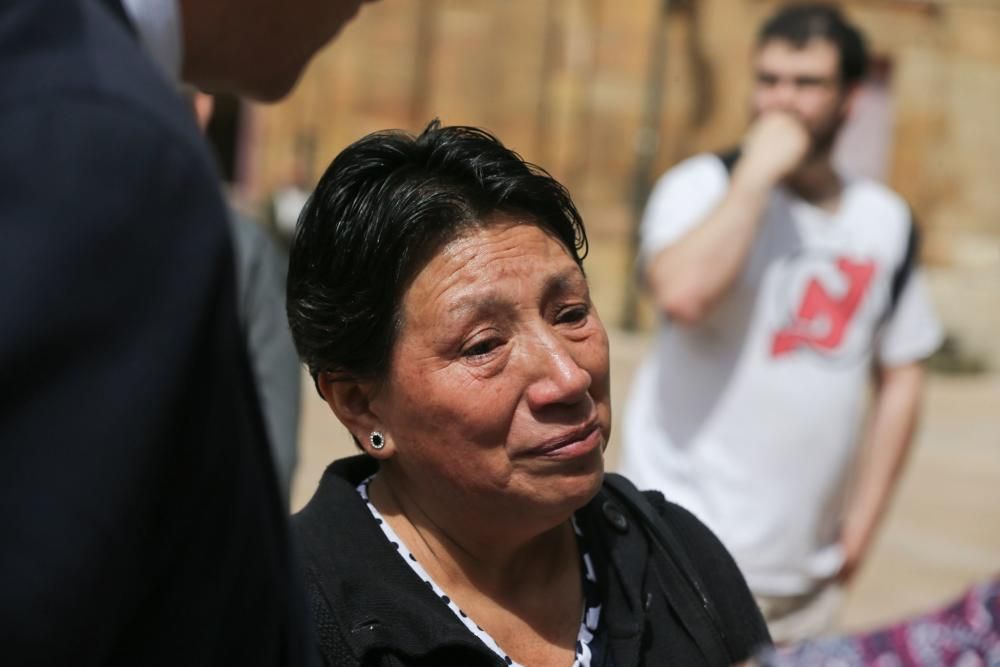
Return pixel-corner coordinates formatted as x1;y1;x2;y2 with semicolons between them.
806;112;845;161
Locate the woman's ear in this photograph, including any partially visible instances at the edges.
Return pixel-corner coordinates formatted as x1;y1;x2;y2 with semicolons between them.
316;373;395;459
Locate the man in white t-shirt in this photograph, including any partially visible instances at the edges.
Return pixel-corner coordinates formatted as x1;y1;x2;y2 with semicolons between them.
621;3;943;641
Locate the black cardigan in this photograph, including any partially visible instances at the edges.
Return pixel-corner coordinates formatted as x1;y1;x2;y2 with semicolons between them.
294;456;770;666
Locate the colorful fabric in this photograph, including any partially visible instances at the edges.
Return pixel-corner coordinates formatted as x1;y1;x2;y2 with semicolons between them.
759;580;1000;666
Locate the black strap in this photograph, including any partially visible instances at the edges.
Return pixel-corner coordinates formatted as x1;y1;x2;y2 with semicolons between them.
889;215;919;314
603;474;733;667
717;147;742;175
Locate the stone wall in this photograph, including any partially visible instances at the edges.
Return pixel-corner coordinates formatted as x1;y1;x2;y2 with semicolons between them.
243;0;1000;365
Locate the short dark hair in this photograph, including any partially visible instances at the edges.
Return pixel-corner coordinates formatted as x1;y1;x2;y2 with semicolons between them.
286;120;589;387
758;3;869;86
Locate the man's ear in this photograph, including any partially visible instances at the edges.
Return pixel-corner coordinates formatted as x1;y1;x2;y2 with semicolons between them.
840;82;863;121
316;373;394;459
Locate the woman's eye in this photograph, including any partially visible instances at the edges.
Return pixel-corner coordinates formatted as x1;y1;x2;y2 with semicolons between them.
462;339;502;358
556;304;589;325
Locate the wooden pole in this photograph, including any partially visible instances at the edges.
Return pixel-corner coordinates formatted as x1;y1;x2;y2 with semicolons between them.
621;0;671;331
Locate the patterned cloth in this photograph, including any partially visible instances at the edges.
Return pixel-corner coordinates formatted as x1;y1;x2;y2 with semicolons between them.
757;580;1000;666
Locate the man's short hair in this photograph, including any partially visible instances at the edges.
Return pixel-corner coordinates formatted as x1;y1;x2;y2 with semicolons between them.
758;3;869;86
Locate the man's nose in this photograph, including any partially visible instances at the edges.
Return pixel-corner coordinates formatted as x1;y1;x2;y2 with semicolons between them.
762;80;797;111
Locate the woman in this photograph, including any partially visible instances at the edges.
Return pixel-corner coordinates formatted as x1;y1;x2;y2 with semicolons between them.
287;121;771;666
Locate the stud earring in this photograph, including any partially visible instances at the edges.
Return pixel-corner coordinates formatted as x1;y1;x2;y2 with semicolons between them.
369;431;386;450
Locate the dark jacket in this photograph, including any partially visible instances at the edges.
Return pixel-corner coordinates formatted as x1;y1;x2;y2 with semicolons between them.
295;456;771;666
0;1;310;664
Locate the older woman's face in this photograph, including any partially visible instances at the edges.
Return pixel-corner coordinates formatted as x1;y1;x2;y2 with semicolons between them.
372;220;611;520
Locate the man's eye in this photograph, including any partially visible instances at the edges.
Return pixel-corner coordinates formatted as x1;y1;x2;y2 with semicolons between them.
795;77;825;88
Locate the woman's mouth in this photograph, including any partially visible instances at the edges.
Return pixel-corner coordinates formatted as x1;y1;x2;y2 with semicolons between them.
526;421;602;460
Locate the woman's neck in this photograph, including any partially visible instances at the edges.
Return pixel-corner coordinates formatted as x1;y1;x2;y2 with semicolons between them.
368;472;578;597
369;470;585;665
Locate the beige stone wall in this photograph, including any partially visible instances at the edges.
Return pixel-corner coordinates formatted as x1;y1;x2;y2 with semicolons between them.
245;0;1000;364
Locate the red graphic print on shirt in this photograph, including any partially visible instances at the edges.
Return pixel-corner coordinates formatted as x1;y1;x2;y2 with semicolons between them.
772;257;876;357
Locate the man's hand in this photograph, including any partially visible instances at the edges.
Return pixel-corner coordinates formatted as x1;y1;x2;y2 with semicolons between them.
738;112;811;189
838;362;926;585
837;519;872;584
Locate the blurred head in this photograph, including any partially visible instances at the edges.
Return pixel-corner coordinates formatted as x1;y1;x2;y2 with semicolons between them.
752;3;869;154
178;0;376;102
287;122;611;522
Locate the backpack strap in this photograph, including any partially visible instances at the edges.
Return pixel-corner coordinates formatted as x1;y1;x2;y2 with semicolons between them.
889;214;919;315
717;147;742;175
603;474;733;667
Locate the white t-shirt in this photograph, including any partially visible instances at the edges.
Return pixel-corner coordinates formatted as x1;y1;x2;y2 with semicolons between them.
620;154;944;596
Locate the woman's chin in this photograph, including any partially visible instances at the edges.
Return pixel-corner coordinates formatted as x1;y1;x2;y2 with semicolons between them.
534;451;606;515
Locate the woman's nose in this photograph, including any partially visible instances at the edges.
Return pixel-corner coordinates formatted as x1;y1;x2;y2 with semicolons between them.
525;335;592;410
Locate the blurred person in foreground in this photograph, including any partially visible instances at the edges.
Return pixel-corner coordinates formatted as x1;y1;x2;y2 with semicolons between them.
621;3;944;642
192;90;302;502
286;122;772;666
0;0;374;663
